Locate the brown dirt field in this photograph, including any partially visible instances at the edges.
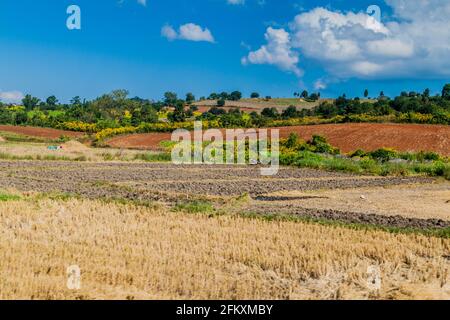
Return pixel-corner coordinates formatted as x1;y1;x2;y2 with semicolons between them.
0;125;83;139
107;132;172;150
106;123;450;155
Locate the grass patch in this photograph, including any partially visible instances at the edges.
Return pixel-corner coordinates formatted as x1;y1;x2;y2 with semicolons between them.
0;152;87;162
134;152;171;162
280;150;450;179
0;131;50;143
173;200;214;214
0;192;21;202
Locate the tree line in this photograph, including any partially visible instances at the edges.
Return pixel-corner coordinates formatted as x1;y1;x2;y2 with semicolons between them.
0;85;449;130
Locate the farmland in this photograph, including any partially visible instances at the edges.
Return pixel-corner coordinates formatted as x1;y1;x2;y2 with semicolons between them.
194;98;329;113
0;161;448;300
106;123;450;155
0;125;82;140
1;95;450;300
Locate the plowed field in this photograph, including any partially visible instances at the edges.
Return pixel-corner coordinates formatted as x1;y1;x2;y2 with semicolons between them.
106;123;450;155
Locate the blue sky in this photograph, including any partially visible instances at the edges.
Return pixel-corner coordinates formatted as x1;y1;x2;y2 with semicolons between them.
0;0;449;103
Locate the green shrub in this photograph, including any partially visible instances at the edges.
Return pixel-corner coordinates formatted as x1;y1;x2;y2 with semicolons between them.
0;192;21;202
134;153;171;162
370;148;399;162
309;135;340;155
173;200;213;214
349;149;367;158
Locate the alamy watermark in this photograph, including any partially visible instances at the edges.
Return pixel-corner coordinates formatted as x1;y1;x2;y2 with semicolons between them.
66;5;81;30
67;265;81;290
171;122;280;176
366;265;382;292
366;5;382;31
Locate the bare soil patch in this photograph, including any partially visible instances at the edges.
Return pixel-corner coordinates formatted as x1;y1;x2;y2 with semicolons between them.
106;123;450;155
258;184;450;221
0;161;445;230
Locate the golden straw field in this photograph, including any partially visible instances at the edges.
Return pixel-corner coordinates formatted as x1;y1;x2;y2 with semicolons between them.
0;197;448;300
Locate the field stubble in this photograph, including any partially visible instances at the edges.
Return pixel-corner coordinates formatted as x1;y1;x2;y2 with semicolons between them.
0;198;448;300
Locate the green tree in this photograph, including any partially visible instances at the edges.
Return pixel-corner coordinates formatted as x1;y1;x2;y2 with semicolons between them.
261;107;279;118
250;92;260;99
364;89;369;98
301;90;309;99
442;84;450;100
217;98;226;107
168;101;187;122
22;94;40;110
46;95;59;106
164;92;178;106
282;106;298;119
229;91;242;101
185;93;195;104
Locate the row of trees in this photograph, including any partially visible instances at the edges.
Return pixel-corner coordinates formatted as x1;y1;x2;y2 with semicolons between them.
1;85;449;129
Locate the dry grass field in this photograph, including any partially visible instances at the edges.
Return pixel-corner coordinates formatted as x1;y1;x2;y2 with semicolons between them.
0;196;448;300
0;140;156;161
195;98;330;113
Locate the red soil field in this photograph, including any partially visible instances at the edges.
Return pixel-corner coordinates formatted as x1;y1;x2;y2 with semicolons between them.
0;125;83;139
106;123;450;155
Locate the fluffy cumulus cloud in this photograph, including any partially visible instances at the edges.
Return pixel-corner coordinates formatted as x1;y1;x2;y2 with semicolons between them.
243;0;450;80
0;90;24;103
242;27;301;76
162;23;215;43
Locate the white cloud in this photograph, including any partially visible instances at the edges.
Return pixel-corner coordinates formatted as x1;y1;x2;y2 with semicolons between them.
161;23;215;43
245;1;450;80
227;0;245;5
242;27;302;76
137;0;146;6
0;90;24;103
313;79;327;90
161;25;178;41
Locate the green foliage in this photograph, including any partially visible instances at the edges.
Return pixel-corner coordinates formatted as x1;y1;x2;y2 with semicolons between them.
0;192;21;202
0;85;449;141
279;135;449;179
217;98;226;107
173;200;214;214
369;148;399;162
309;135;340;155
133;153;172;162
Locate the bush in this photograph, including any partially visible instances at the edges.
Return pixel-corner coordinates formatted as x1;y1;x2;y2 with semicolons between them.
310;135;340;155
349;149;367;158
370;148;399;162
